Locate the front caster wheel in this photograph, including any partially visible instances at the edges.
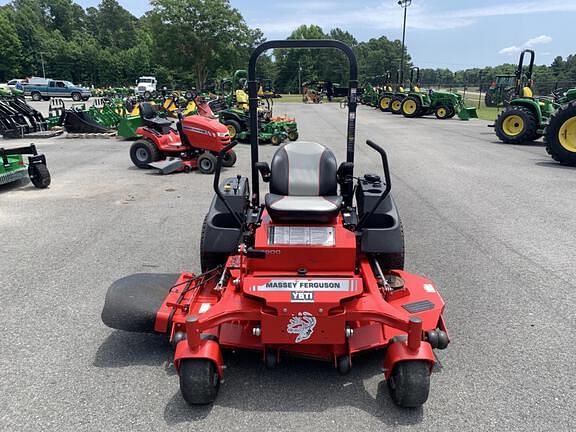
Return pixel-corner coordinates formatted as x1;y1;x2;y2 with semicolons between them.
265;349;278;369
179;359;220;405
221;150;237;167
387;360;430;408
337;355;351;375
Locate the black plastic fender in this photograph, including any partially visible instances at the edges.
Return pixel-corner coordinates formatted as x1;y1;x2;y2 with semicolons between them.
101;273;179;333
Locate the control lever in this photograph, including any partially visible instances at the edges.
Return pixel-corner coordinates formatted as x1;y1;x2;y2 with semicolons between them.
213;141;242;227
356;140;392;231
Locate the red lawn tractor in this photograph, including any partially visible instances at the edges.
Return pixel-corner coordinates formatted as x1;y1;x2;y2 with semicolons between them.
129;102;236;175
103;40;449;408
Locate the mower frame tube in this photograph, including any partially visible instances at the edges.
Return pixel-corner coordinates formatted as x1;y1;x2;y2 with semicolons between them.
248;39;358;206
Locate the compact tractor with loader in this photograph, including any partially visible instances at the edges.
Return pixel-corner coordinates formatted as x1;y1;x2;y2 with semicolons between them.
129;102;236;175
494;50;576;144
400;67;478;120
102;40;450;409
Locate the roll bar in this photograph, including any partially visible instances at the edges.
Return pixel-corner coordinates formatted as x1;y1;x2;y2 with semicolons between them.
516;49;535;95
248;40;358;206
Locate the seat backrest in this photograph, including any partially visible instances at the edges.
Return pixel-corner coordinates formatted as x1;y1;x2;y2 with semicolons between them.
139;102;156;120
270;141;337;196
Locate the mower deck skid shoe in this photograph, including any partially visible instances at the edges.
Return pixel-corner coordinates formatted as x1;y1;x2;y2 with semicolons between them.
101;39;449;409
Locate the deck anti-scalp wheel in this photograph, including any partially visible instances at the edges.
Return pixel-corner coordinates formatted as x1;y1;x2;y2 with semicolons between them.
387;360;430;408
179;359;220;405
28;163;51;188
337;355;351;375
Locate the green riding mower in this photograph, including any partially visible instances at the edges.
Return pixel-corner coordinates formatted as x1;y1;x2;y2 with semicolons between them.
219;107;288;145
400;67;478;120
0;144;51;188
494;50;575;144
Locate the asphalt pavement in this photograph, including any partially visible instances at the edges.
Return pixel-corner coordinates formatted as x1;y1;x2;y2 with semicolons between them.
1;102;575;431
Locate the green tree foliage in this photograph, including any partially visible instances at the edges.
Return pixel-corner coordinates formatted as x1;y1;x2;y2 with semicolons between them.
148;0;263;89
0;9;22;81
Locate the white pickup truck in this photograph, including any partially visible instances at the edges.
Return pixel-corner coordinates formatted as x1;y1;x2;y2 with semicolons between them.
135;76;158;99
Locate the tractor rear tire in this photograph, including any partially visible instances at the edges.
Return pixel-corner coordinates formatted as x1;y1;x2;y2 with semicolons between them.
545;101;576;166
401;96;422;118
387;360;431;408
379;96;392;112
200;213;229;272
373;218;405;271
495;106;538;144
130;139;160;169
484;93;497;108
222;150;237;167
223;119;241;140
179;359;220;405
28;164;51;189
390;96;404;115
198;152;217;174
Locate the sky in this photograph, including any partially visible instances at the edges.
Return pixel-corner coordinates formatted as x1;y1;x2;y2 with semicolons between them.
9;0;576;70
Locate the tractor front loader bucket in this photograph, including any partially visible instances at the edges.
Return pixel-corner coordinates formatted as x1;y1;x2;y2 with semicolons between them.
457;105;478;121
63;110;113;134
117;116;141;139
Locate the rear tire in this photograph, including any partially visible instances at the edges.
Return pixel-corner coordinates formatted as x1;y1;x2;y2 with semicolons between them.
270;134;282;146
545;101;576;166
223;119;241;139
32;92;41;101
390;96;404;115
379;95;392;112
198;152;217;174
200;214;229;272
179;359;220;405
28;164;51;188
401;96;422;118
373;218;405;271
495;106;538;144
222;150;237;167
288;130;299;141
72;92;81;102
388;360;431;408
42;96;50;101
129;139;160;168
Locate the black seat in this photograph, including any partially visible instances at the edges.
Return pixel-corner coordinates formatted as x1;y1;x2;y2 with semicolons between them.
139;102;172;134
264;141;342;223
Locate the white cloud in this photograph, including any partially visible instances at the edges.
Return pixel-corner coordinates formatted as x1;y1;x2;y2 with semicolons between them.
499;35;553;55
251;0;576;34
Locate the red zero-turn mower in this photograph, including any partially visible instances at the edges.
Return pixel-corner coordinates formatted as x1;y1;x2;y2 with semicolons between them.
129;102;236;175
102;40;449;408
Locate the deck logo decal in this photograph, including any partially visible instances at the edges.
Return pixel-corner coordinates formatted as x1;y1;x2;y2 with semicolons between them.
290;291;314;303
287;312;316;343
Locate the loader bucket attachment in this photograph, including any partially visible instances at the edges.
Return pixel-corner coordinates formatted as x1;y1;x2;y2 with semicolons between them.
117;116;141;139
457;106;478;121
63;110;113;133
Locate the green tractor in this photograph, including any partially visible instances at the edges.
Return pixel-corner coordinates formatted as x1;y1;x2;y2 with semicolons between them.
400;67;478;120
494;50;575;144
544;96;576;166
484;74;516;107
359;76;382;107
387;68;415;115
0;144;51;189
375;71;394;112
